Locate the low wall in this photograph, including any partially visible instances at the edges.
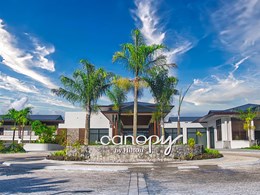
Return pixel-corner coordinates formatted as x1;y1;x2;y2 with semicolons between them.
66;144;203;163
24;143;64;152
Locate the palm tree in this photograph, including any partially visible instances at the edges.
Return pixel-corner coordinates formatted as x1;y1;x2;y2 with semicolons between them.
52;59;113;145
143;67;178;137
4;109;19;145
113;29;175;138
16;107;32;142
177;83;192;139
239;107;257;146
106;83;128;136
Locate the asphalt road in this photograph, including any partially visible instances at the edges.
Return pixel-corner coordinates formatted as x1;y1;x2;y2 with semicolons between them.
1;151;260;195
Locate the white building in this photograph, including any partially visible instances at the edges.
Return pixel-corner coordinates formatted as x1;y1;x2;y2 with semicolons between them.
58;103;260;149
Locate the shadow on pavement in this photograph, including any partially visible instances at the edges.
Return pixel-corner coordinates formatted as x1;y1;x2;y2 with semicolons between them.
0;177;69;194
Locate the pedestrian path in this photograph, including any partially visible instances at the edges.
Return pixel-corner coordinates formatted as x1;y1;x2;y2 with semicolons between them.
128;173;149;195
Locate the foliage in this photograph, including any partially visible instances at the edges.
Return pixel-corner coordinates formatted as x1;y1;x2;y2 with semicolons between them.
106;82;128;136
52;150;67;157
54;130;67;146
196;131;203;137
47;141;86;161
0;140;5;151
31;120;56;143
112;29;176;137
143;67;178;137
239;108;257;131
188;138;195;148
204;148;220;155
242;145;260;150
3;107;32;143
0;143;26;153
52;59;113;145
239;107;257;146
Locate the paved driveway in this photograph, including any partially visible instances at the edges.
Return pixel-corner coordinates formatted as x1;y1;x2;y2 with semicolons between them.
0;150;260;194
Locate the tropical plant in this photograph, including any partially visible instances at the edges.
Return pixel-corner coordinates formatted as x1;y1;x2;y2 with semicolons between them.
31;120;56;143
52;59;113;145
143;67;177;137
16;107;32;142
239;107;257;146
106;83;128;136
113;29;176;138
4;109;19;146
177;83;192;140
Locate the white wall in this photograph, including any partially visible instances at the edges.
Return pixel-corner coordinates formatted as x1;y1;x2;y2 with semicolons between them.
58;112;110;129
164;121;206;144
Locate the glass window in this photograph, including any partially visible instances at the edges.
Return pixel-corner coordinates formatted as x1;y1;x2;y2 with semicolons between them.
187;128;207;147
231;118;247;140
89;129;109;143
165;128;183;139
216;119;222;141
0;128;3;135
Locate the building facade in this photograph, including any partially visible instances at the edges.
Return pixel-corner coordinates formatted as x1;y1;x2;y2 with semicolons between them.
0;115;64;142
58;103;260;149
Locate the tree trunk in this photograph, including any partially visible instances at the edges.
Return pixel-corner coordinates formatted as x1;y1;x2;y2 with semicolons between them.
21;125;24;143
177;109;181;144
117;111;121;135
161;112;165;138
85;105;91;145
133;78;138;138
29;128;32;143
12;128;15;145
248;127;252;146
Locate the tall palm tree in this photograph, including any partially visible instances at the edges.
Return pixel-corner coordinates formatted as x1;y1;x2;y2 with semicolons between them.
143;67;178;137
113;29;175;138
52;59;113;145
16;107;32;142
4;109;19;145
106;84;128;136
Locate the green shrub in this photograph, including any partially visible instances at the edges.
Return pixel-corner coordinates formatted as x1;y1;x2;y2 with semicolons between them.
1;143;26;153
242;145;260;150
31;120;56;143
0;140;5;152
188;138;195;148
52;150;66;156
204;148;220;155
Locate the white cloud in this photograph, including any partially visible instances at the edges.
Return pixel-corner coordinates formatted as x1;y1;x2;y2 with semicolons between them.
8;97;28;111
0;19;57;89
132;0;193;63
212;0;260;65
0;72;38;93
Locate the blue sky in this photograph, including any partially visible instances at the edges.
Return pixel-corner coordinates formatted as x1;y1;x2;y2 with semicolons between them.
0;0;259;116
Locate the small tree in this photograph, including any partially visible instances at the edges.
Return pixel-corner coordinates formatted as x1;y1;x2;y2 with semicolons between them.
4;109;19;146
16;107;32;143
106;83;128;136
239;108;257;146
31;120;56;143
177;83;192;138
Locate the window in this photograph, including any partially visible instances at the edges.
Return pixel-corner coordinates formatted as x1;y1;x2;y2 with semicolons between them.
0;128;3;135
187;128;207;147
89;129;108;143
216;119;222;141
165;128;182;139
231;118;247;140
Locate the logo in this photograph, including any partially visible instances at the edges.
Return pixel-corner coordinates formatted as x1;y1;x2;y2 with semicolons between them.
100;134;183;156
